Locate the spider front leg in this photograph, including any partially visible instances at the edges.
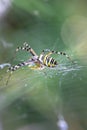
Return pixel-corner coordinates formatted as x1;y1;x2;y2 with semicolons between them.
16;42;38;56
10;42;28;62
10;42;38;65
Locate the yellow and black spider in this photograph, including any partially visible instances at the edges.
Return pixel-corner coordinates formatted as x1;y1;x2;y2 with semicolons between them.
7;42;73;72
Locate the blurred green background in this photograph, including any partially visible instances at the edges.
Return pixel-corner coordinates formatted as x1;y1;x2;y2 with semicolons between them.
0;0;87;130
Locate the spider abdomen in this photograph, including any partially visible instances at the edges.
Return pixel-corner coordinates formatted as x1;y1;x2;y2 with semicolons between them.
39;54;58;67
45;57;57;67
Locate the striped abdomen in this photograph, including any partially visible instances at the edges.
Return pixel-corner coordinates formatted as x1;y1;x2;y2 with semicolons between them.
39;54;58;67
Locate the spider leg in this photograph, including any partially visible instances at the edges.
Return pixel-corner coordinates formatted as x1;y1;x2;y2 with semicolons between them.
10;42;38;65
6;59;34;85
41;49;51;54
42;50;73;63
54;51;73;63
7;58;35;72
16;42;38;56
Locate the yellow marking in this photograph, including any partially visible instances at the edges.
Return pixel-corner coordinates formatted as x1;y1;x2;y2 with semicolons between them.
28;62;44;70
52;64;55;67
47;52;53;56
47;62;50;67
43;55;48;65
47;57;55;67
43;52;52;65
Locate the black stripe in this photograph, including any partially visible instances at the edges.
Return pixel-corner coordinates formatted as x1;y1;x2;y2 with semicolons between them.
22;62;25;65
18;63;22;66
54;61;57;65
63;52;66;55
50;58;54;64
46;57;50;63
27;47;31;51
10;66;15;71
19;62;25;66
12;68;15;71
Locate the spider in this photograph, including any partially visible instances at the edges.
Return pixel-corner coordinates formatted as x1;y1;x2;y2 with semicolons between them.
6;42;73;85
7;42;73;72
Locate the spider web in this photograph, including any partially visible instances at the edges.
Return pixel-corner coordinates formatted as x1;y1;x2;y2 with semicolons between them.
0;44;87;130
43;63;76;126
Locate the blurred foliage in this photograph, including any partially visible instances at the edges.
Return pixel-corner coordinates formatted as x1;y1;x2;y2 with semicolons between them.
0;0;87;130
